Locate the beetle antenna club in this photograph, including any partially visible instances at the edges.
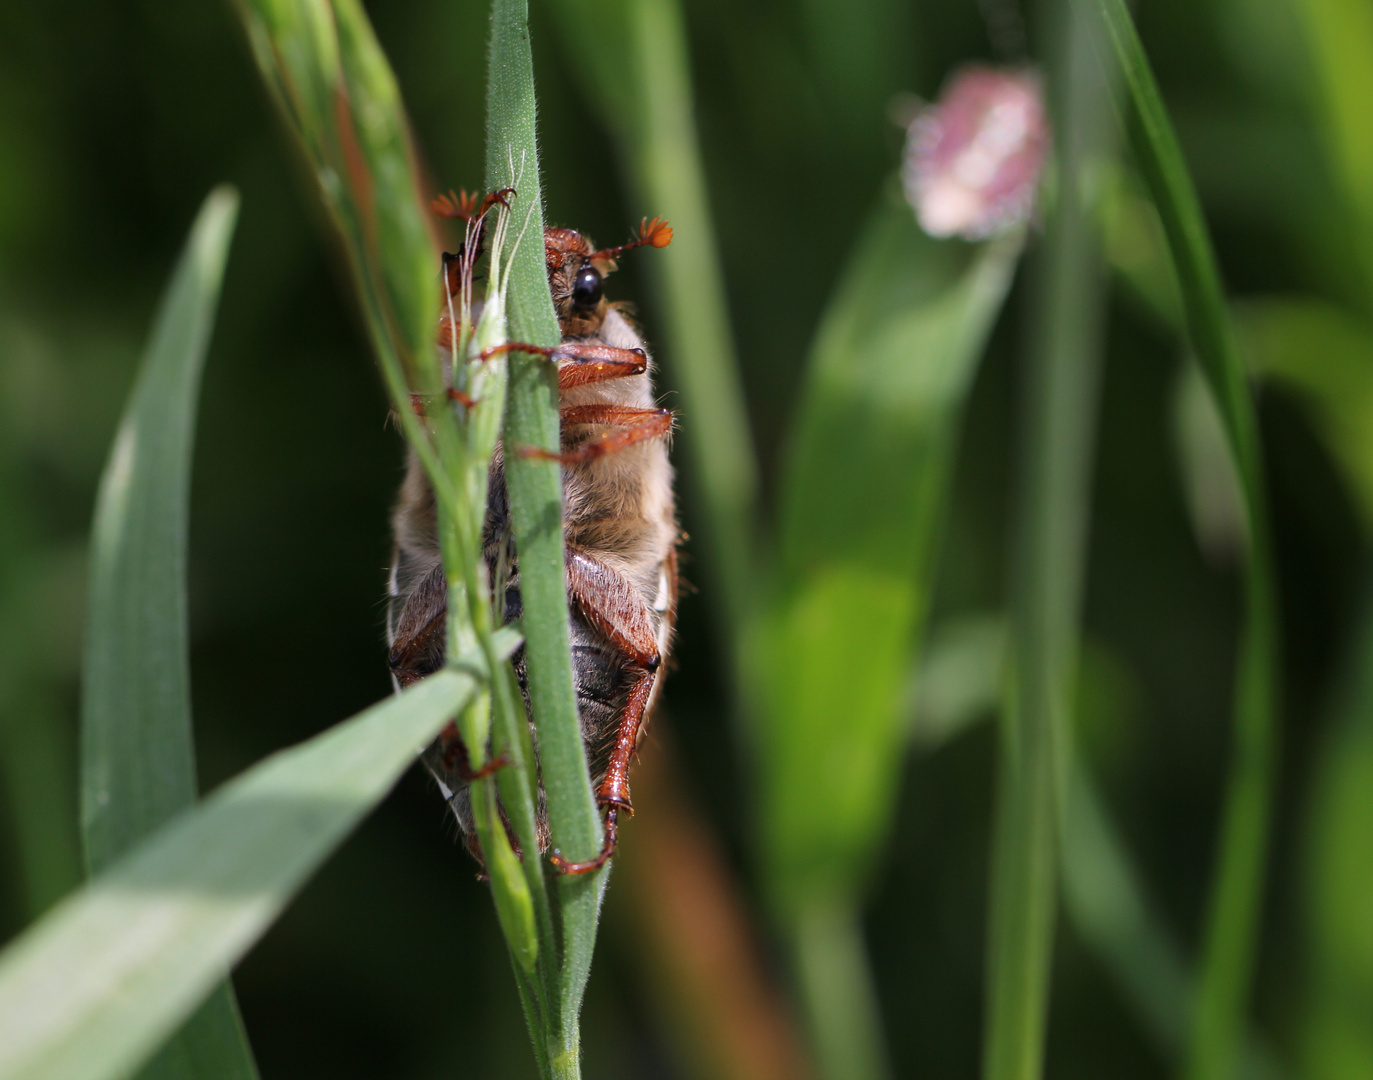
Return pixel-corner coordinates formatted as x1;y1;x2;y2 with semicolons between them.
590;216;674;263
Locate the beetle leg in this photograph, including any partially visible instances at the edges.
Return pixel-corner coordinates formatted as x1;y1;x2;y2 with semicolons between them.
548;548;662;875
476;340;645;372
555;343;649;388
519;405;673;465
436;724;510;782
408;387;479;418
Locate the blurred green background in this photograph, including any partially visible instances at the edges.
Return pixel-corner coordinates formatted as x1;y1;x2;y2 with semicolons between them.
2;0;1371;1077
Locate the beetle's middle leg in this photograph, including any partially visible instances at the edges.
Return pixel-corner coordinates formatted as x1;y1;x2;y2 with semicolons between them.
521;405;673;466
548;547;662;876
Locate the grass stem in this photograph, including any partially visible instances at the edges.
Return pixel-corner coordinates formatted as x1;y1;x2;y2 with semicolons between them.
981;5;1113;1078
1084;4;1282;1076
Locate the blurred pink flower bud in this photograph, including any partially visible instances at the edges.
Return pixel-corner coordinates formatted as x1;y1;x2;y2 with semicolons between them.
903;66;1049;240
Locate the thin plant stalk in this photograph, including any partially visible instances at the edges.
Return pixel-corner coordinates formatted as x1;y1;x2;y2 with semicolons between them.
485;0;605;1074
611;0;760;641
234;0;592;1070
793;902;889;1080
981;4;1113;1078
1084;4;1281;1078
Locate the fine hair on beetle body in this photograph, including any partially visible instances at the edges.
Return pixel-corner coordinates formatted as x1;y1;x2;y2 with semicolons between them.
387;195;678;875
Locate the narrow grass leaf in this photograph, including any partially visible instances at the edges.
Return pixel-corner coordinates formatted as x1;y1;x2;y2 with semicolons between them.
1301;583;1373;1080
81;185;238;871
754;185;1020;1080
757;187;1020;911
982;8;1114;1080
484;0;598;868
1293;0;1373;306
485;0;602;1072
0;639;513;1080
1086;4;1282;1078
79;186;257;1080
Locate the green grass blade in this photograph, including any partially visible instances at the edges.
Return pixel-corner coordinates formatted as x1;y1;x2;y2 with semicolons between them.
759;189;1020;913
1300;581;1373;1080
792;902;890;1080
1086;4;1282;1078
78;186;258;1080
485;1;602;1073
911;617;1283;1076
546;0;760;642
81;185;238;870
1294;0;1373;305
753;186;1020;1080
0;639;513;1080
982;8;1113;1080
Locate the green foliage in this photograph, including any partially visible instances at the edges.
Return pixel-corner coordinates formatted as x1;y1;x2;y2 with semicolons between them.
6;0;1373;1077
980;10;1113;1080
758;195;1022;1080
1087;3;1282;1077
0;651;510;1080
78;187;258;1080
81;186;238;872
758;195;1021;909
483;3;603;1073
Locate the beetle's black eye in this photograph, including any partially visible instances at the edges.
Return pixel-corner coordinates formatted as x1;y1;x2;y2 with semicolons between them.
572;265;603;309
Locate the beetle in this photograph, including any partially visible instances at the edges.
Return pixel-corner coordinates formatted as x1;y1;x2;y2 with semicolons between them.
387;193;676;874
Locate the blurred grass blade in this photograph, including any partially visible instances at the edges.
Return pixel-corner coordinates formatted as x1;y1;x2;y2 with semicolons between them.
1060;766;1192;1051
1087;4;1282;1078
546;0;760;643
760;189;1021;907
1172;362;1248;567
0;640;513;1080
982;8;1113;1079
754;185;1021;1080
1301;581;1373;1080
1235;297;1373;529
908;613;1007;747
79;186;258;1080
910;618;1283;1076
485;0;602;1073
1294;0;1373;305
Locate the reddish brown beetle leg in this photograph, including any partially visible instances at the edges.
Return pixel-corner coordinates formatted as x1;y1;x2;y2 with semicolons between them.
554;344;648;389
548;549;662;875
436;723;510;782
520;406;672;465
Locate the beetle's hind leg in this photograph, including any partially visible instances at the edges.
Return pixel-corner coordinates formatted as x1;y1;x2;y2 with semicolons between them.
548;548;662;876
